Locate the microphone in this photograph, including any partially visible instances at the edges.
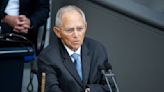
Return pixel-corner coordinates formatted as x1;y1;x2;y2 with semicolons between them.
104;62;112;70
98;65;113;92
104;62;114;77
104;63;120;92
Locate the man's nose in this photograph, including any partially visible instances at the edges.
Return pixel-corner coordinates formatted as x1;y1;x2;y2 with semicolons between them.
72;29;78;37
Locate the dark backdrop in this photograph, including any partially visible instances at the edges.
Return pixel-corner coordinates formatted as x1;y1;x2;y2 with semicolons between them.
50;0;164;92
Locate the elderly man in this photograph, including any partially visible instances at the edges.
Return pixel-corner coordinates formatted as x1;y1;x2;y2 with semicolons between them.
37;5;115;92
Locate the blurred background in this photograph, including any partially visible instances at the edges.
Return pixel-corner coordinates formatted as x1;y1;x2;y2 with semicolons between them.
21;0;164;92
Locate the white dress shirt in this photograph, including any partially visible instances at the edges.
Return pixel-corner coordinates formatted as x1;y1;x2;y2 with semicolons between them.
64;45;81;62
5;0;19;16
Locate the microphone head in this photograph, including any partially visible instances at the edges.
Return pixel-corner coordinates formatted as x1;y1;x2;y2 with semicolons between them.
98;65;106;71
104;62;112;70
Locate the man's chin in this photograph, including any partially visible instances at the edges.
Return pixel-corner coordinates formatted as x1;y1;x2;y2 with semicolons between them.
72;46;80;51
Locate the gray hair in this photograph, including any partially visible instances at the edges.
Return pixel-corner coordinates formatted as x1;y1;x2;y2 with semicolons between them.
55;5;87;26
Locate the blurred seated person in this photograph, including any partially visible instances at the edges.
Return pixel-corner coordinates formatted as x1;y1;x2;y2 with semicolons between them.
37;5;115;92
0;0;49;47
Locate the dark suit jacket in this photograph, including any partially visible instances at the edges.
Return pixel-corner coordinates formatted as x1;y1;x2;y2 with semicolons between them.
37;37;113;92
0;0;49;42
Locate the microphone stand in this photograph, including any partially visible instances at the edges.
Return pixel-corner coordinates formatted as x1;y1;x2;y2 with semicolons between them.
106;70;120;92
101;70;113;92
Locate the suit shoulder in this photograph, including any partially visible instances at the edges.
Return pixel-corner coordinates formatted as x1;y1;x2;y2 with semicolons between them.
84;37;105;49
38;44;56;57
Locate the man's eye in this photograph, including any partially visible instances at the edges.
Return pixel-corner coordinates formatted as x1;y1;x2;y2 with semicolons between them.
65;28;74;33
77;27;84;31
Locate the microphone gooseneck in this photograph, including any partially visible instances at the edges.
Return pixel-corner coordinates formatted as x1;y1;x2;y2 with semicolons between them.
98;65;113;92
104;63;120;92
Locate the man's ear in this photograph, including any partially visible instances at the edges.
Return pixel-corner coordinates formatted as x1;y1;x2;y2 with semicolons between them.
53;26;61;38
85;23;87;31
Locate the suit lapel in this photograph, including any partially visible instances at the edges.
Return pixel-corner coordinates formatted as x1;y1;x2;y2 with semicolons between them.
63;56;83;86
59;41;83;86
81;43;91;86
58;39;91;87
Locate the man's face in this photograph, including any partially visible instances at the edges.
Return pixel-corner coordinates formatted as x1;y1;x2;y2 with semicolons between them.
54;11;87;51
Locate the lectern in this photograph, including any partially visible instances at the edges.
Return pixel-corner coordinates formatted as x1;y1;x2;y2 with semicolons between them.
0;47;34;92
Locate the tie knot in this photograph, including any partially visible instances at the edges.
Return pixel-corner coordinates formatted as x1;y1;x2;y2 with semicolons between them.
71;53;79;61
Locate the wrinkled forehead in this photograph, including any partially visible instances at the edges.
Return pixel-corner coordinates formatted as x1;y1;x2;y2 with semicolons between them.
61;11;86;27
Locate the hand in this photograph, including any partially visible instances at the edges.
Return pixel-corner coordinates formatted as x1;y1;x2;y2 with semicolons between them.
3;15;19;28
13;15;31;34
3;15;31;34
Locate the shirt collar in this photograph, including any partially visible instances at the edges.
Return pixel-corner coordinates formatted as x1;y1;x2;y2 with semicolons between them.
64;45;81;56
